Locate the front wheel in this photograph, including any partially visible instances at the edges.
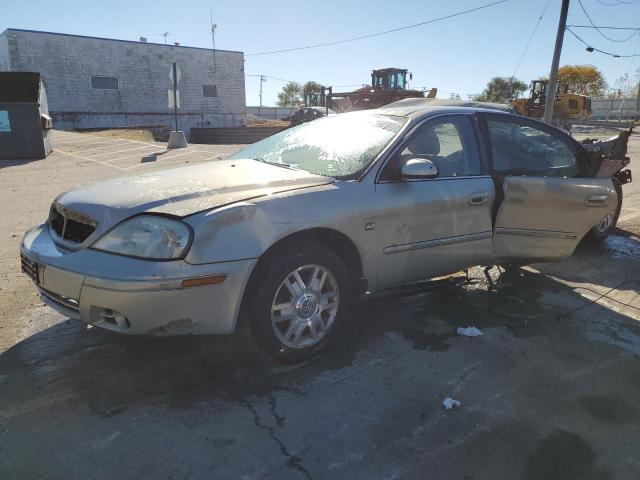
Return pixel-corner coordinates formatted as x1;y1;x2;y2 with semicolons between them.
585;179;623;243
249;242;351;362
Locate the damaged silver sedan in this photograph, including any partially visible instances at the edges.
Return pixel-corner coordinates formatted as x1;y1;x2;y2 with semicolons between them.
21;103;630;360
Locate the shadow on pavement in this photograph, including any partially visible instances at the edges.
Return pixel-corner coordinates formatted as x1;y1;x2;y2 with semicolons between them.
2;257;639;413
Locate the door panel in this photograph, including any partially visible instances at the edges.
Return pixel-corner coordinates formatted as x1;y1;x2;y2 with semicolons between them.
374;177;495;289
493;176;616;261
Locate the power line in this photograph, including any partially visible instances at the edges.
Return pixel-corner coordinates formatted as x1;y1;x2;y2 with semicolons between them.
513;0;551;77
597;0;639;5
577;0;639;42
566;26;640;56
245;0;509;56
567;24;640;30
248;75;367;89
247;74;295;83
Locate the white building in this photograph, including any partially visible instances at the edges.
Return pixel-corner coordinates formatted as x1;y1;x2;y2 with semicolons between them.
0;29;246;134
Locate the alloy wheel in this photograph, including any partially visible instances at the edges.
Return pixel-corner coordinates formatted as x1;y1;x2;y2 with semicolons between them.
270;264;339;349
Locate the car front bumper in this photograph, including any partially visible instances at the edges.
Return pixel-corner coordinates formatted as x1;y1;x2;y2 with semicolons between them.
20;224;257;336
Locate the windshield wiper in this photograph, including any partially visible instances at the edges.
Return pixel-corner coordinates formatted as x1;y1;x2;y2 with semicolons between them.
252;157;297;171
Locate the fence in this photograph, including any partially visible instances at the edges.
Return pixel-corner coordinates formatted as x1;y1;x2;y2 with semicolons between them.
590;98;639;121
190;126;286;144
246;106;297;120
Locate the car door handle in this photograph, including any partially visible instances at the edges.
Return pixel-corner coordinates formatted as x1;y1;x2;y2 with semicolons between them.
468;190;490;206
585;194;609;207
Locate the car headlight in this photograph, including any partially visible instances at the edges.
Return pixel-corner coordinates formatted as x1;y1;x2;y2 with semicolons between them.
92;215;192;260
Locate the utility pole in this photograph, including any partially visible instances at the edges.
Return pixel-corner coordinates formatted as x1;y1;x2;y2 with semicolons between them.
172;62;179;132
210;10;217;73
543;0;570;124
636;79;640;121
259;75;266;117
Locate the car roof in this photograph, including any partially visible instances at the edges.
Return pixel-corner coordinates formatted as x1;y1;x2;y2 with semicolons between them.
378;98;514;118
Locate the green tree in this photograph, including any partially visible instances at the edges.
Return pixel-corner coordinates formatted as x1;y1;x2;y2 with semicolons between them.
302;81;324;100
276;82;302;107
475;76;528;103
557;65;607;97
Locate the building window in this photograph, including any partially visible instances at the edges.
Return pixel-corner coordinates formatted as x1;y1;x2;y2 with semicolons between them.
203;85;217;97
91;76;118;90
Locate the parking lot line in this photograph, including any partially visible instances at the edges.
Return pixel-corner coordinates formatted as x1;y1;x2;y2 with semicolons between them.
92;145;161;158
66;140;145;153
103;148;168;163
125;149;201;169
52;149;127;171
105;150;167;163
53;138;116;148
73;134;163;149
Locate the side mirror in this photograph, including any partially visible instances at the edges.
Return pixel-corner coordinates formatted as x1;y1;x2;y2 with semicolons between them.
400;158;438;179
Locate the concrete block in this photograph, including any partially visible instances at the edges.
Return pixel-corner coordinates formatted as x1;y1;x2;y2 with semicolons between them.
167;130;187;149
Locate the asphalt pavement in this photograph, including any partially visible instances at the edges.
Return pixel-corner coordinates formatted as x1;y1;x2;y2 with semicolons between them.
1;129;640;479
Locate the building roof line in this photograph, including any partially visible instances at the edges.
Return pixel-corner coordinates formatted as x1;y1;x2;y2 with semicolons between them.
0;28;244;55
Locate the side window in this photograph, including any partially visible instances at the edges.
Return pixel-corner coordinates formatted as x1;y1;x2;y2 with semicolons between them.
486;119;578;176
388;116;481;180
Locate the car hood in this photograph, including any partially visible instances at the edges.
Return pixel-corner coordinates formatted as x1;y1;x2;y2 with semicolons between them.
56;159;333;232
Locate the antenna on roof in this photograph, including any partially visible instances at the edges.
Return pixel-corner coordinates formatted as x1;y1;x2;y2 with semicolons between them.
159;32;170;44
210;9;217;73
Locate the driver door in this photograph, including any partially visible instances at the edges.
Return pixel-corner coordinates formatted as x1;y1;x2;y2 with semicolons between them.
482;114;617;262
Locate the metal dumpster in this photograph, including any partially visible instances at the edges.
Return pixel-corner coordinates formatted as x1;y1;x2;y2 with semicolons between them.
0;72;53;159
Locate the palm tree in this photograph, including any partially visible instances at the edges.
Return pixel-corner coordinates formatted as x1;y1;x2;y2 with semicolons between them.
277;82;302;107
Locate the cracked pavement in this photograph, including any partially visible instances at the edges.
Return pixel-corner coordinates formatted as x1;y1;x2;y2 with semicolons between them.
1;129;640;479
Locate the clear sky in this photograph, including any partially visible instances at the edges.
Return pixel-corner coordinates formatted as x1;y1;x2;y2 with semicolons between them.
2;0;639;105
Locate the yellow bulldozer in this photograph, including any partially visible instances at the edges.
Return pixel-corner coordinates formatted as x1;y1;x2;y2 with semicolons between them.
304;68;437;114
512;80;592;130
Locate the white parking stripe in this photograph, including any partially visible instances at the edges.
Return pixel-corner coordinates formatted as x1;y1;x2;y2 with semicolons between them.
93;145;160;158
104;149;168;163
54;138;115;147
52;149;127;171
69;141;142;152
125;149;197;169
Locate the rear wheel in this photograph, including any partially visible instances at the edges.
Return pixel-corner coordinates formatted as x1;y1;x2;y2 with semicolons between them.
585;179;623;243
249;242;350;362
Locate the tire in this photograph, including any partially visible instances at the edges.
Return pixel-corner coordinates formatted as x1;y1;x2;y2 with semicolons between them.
248;242;351;362
585;178;623;243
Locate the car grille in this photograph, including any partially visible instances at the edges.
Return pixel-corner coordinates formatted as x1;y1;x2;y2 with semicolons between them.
49;203;97;243
21;254;39;283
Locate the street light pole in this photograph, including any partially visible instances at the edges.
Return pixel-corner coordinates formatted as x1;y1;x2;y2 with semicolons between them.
543;0;570;124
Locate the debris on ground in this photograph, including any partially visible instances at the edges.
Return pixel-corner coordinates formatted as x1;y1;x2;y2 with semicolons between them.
456;326;483;337
76;125;173;142
442;397;461;410
246;114;289;128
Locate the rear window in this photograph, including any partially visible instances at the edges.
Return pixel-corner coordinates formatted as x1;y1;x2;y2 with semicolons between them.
486;119;578;177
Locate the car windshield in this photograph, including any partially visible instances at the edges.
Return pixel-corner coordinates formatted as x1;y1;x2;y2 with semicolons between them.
231;112;406;179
